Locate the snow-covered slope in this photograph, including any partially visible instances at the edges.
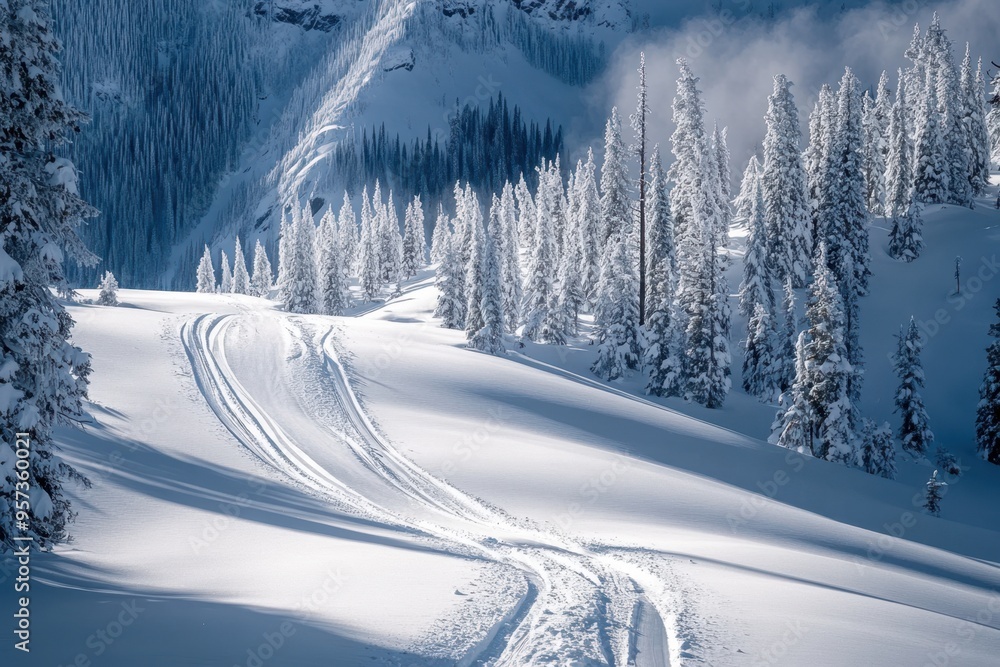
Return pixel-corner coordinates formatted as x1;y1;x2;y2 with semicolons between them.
4;189;999;665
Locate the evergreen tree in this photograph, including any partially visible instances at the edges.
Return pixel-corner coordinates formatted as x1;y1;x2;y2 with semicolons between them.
379;191;403;288
317;206;349;316
733;155;761;225
231;238;250;295
276;211;292;295
97;271;119;306
0;4;101;551
496;183;522;334
760;75;812;287
886;69;924;263
772;246;855;463
196;245;216;293
681;153;731;409
976;299;1000;465
804;84;835;249
893;318;934;458
601;107;631;248
923;470;945;516
770;332;812;453
632;52;651;323
555;186;585;337
713;124;732;248
645;148;684;398
913;68;950;204
863;71;892;216
927;15;971;208
591;227;641;381
464;194;487;341
468;230;506;356
987;68;1000;167
359;187;381;302
515;173;536;248
738;159;773;318
522;162;559;342
402;195;426;279
219;251;232;294
743;303;781;403
283;209;317;314
777;278;799;393
336;193;358;277
250;240;272;298
961;50;991;197
670;60;709;278
430;205;452;265
434;232;465;330
576;149;603;306
860;418;896;480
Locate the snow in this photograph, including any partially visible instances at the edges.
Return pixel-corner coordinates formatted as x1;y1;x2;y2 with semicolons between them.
4;190;1000;664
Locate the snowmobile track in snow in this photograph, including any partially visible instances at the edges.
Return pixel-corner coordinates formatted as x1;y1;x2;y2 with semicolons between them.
182;309;684;665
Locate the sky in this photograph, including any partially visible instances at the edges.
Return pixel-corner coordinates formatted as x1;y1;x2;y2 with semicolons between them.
580;0;1000;180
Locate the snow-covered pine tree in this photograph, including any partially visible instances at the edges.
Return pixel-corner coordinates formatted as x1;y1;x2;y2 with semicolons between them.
97;271;119;306
738;159;773;319
576;149;603;307
231;238;250;295
336;193;358;277
468;230;506;356
785;244;855;464
976;299;1000;465
961;49;991;197
359;187;381;302
927;15;971;208
464;192;488;341
733;155;760;225
430;204;452;265
317;205;349;316
379;191;403;289
777;278;798;393
863;71;891;216
276;211;292;295
924;470;945;516
591;222;641;381
681;152;731;409
886;69;924;263
860;418;896;480
645;147;684;398
434;231;465;329
522;162;559;342
743;302;781;403
893;318;934;459
196;245;216;293
987;68;1000;167
401;195;426;279
250;240;272;298
670;60;709;278
0;0;99;552
282;208;318;314
555;185;585;337
219;250;232;294
496;183;521;334
913;68;950;204
804;84;835;250
711;123;732;250
770;332;812;453
515;173;536;248
601;107;631;247
763;75;813;287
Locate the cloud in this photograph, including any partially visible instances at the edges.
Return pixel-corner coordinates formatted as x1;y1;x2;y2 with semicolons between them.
585;0;1000;181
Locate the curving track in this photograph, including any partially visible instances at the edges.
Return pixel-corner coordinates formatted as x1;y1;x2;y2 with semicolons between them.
181;310;682;666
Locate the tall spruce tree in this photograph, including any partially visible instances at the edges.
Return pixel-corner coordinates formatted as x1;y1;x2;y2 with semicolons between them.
430;205;451;265
0;0;100;551
250;240;272;298
496;184;522;334
576;149;603;307
522;162;559;342
434;231;465;329
976;299;1000;465
317;205;349;316
738;159;773;319
591;224;641;381
913;68;950;204
860;418;897;479
337;193;358;277
219;250;232;294
196;245;216;293
893;318;934;458
468;230;506;356
961;49;991;197
863;71;891;216
886;69;924;263
743;303;781;403
231;237;250;295
777;278;798;393
402;195;426;279
601;107;631;247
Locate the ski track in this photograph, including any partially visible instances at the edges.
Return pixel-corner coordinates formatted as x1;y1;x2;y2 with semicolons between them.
181;309;689;666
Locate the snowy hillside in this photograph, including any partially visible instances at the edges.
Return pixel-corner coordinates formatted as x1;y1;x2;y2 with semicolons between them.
3;193;999;665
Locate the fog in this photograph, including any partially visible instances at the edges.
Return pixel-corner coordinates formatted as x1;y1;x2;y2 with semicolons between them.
580;0;1000;180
